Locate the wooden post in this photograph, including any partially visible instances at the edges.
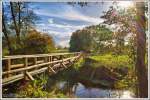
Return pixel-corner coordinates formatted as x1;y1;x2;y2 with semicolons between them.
52;56;55;61
50;56;52;62
34;57;37;71
50;56;53;62
59;55;63;60
44;56;47;62
6;59;11;78
48;56;55;74
34;57;37;65
24;57;28;80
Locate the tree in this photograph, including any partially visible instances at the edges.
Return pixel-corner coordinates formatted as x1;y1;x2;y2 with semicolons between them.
23;30;55;54
69;24;113;53
2;2;38;55
10;2;21;44
69;29;93;52
135;2;148;97
9;2;38;46
101;2;148;97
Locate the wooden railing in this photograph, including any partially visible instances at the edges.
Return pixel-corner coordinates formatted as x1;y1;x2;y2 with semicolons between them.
2;52;82;86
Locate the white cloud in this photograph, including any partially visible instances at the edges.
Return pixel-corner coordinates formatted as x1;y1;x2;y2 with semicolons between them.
48;22;86;30
62;8;103;25
57;40;70;47
34;6;104;47
36;22;86;35
34;6;103;25
48;18;53;24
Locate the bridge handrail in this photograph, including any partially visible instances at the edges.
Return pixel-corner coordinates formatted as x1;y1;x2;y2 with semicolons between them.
2;56;77;75
2;52;83;85
2;52;81;60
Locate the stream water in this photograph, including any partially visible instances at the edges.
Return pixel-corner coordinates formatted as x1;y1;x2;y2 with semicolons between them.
43;61;136;98
3;65;135;98
47;80;135;98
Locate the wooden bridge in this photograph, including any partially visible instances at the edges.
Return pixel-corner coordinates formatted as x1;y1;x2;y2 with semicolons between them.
2;52;83;86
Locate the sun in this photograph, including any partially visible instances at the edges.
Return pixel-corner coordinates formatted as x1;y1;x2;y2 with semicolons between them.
117;1;134;8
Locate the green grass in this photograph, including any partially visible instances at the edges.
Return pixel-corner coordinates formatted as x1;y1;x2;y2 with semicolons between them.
89;54;132;68
73;57;84;70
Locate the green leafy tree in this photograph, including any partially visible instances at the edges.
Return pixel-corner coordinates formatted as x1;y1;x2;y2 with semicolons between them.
69;25;113;53
69;29;93;52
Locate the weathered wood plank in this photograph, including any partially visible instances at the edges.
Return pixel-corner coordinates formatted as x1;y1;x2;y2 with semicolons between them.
2;74;24;86
25;71;34;81
36;60;44;64
3;52;81;60
11;62;33;69
11;64;24;69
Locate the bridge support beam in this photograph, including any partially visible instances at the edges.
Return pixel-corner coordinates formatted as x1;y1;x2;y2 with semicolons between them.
48;66;56;74
61;62;67;68
25;71;34;81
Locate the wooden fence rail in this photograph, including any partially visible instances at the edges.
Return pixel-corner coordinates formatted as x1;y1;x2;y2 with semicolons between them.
2;52;82;86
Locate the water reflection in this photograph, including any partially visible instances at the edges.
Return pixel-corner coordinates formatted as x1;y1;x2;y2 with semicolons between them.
56;81;134;98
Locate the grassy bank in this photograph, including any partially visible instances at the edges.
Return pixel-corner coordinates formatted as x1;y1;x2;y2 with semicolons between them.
90;54;132;69
75;54;136;90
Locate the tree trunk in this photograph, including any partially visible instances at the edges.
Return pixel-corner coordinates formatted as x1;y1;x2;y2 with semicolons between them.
10;2;21;45
18;2;21;33
135;2;148;98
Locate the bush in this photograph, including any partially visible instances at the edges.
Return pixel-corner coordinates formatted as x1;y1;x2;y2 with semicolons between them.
16;76;67;98
23;30;56;54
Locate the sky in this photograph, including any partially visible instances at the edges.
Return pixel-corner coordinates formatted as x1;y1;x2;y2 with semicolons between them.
28;2;112;47
3;1;134;47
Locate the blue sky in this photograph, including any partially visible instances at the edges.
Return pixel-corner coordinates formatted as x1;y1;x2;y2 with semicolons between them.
4;1;143;47
28;2;113;47
3;2;114;47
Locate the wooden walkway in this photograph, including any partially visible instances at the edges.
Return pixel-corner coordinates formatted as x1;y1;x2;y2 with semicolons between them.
2;52;82;86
